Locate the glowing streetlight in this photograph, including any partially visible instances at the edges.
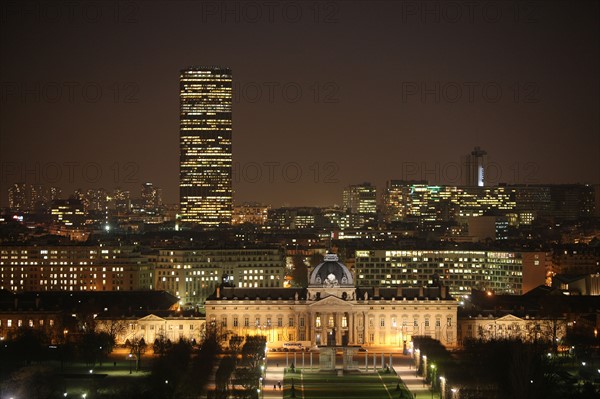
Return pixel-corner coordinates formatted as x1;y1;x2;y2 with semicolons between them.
430;364;436;399
128;353;134;374
439;376;446;399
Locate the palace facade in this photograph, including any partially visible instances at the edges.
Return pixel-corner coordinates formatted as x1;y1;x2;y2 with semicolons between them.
205;253;459;349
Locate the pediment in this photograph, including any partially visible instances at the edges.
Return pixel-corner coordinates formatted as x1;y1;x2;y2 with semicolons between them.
309;295;353;308
495;314;524;323
137;314;166;322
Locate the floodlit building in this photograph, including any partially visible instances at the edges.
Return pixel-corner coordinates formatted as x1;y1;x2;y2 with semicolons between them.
205;253;459;350
0;290;179;343
96;313;206;345
457;313;566;344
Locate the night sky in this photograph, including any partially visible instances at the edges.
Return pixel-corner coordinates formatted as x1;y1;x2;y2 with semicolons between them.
1;1;598;208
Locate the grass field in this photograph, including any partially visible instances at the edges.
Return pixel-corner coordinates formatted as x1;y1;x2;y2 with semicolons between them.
283;370;412;399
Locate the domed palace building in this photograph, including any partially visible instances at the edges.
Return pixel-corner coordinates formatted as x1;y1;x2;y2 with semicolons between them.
205;253;458;350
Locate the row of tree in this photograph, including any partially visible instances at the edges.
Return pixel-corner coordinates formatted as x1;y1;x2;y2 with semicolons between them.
414;336;600;399
215;335;267;399
1;327;115;368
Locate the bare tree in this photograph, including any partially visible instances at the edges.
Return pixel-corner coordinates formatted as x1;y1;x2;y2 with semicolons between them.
126;336;147;370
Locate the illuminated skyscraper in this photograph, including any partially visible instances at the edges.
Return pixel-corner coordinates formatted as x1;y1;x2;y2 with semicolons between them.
342;182;377;227
464;146;488;187
179;67;233;225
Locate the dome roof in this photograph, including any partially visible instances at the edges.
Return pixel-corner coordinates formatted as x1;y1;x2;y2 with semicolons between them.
309;253;354;287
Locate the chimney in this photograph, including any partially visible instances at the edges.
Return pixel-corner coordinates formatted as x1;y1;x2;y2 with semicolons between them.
441;286;447;299
216;287;221;299
419;287;424;297
374;287;380;297
35;296;40;309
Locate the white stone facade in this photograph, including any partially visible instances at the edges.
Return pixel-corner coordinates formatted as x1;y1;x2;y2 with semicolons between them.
205;254;459;349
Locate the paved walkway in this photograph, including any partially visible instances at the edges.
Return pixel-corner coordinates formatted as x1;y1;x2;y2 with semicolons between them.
263;364;285;399
395;356;438;399
261;353;435;399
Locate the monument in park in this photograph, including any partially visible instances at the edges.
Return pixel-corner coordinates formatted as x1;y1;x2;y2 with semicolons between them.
310;254;360;372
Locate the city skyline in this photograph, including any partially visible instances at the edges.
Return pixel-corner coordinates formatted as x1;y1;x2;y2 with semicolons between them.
2;3;600;399
1;1;598;208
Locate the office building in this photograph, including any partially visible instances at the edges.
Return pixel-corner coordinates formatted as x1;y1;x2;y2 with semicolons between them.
153;248;286;308
355;249;549;297
140;182;163;213
179;67;233;225
232;203;270;225
7;183;61;213
342;183;377;228
50;199;85;227
0;245;154;292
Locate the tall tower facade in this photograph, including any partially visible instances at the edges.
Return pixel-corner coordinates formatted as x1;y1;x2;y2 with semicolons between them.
179;67;233;225
464;146;488;187
342;182;377;227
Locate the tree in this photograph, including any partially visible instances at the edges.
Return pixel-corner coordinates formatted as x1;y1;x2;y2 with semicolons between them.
8;327;49;365
126;336;147;371
241;336;266;369
96;319;127;343
229;335;244;354
291;255;309;288
80;331;115;366
153;332;172;356
215;356;237;399
151;339;193;398
233;367;262;398
6;365;64;399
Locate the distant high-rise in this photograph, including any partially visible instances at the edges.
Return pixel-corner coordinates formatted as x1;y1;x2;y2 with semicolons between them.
8;183;61;212
141;182;162;213
179;67;233;225
342;182;377;227
464;146;488;187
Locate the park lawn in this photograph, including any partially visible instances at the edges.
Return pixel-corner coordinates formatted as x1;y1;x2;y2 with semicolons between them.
284;370;401;399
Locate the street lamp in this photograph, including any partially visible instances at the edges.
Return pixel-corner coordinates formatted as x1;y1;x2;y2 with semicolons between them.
128;353;133;374
439;376;446;399
430;364;436;399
